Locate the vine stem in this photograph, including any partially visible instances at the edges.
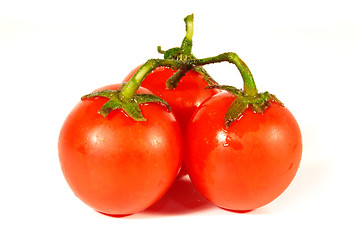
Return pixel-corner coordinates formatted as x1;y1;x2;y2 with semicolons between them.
120;52;258;100
120;59;182;100
189;52;258;97
181;14;194;57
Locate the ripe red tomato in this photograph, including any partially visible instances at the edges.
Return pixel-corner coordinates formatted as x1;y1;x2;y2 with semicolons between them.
58;84;182;216
124;66;219;177
123;66;219;132
184;91;302;212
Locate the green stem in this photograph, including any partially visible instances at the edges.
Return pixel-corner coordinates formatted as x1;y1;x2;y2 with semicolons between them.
120;59;181;99
190;52;258;96
181;14;194;57
165;63;195;89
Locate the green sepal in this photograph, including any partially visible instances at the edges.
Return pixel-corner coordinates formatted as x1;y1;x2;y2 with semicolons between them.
81;88;171;122
98;97;123;117
269;93;284;106
224;97;248;128
81;89;116;100
207;85;283;128
134;94;171;112
120;100;147;121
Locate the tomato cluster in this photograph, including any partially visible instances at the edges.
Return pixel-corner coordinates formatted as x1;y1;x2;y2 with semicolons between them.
58;15;302;216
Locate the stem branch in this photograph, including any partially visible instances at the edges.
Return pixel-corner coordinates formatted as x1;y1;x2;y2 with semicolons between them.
190;52;258;96
120;59;180;99
121;52;258;99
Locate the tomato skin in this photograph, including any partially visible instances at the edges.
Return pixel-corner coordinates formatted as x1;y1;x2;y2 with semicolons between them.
185;91;302;211
58;84;182;215
123;66;219;132
124;66;219;177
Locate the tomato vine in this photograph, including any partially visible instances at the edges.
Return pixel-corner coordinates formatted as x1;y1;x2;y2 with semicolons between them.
59;13;303;215
84;14;283;129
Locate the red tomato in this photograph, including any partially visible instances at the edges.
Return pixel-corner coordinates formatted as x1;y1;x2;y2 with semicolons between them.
123;66;219;132
58;84;182;215
185;91;302;212
124;66;219;177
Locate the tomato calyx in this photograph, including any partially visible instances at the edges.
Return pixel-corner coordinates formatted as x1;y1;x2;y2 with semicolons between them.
206;85;283;128
81;83;171;121
195;50;284;128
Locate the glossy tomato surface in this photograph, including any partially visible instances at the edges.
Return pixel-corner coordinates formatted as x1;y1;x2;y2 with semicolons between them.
58;84;182;215
185;91;302;211
123;66;219;132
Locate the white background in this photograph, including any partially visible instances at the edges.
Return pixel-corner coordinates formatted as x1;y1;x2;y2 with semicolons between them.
1;0;359;239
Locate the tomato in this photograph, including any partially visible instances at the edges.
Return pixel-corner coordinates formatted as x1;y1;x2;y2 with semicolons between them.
123;66;219;132
184;91;302;212
58;84;182;215
124;66;219;177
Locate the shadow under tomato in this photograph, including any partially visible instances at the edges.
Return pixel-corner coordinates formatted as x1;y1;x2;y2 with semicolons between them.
142;176;214;216
221;208;254;214
97;212;133;218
